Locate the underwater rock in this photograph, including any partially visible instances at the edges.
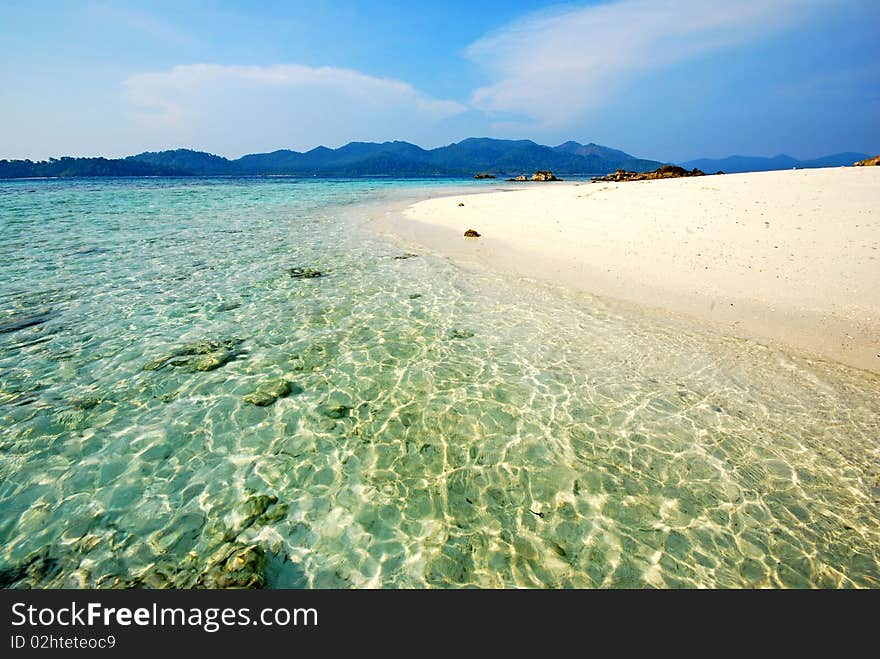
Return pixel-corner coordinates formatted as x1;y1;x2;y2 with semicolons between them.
242;378;297;406
319;404;350;419
287;267;324;279
0;547;61;588
408;293;422;299
0;309;59;334
288;341;338;373
448;328;475;339
142;338;243;372
317;392;352;419
71;396;102;410
199;544;268;589
392;253;419;260
224;494;288;537
135;542;271;589
464;229;480;238
215;301;241;312
194;351;236;372
0;389;38;406
151;512;206;553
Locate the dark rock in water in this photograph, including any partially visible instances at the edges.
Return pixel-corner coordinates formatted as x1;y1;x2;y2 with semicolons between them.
448;328;475;339
224;494;288;538
152;512;206;554
0;388;39;407
392;253;418;260
216;301;241;312
317;392;352;420
474;173;496;179
464;229;480;238
242;391;278;408
142;338;244;372
243;379;298;406
200;544;268;589
172;339;241;357
0;309;59;334
0;528;278;589
320;404;350;419
287;267;324;279
133;541;272;589
0;565;19;589
317;391;352;419
716;171;725;175
507;175;528;182
0;547;61;588
531;170;560;181
71;396;102;410
242;494;277;519
408;293;422;299
194;351;237;372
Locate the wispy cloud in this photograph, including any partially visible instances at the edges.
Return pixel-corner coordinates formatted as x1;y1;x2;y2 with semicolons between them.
122;64;467;155
87;2;195;46
466;0;828;128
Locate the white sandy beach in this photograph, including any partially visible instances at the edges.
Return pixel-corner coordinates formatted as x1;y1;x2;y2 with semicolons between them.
389;167;880;373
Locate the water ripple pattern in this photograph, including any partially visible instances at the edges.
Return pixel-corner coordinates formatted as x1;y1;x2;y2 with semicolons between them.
1;177;878;588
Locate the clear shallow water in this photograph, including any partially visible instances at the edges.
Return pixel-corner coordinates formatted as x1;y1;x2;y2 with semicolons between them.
1;177;878;589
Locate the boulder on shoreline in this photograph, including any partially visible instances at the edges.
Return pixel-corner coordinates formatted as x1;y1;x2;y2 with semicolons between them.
464;229;481;238
593;164;706;183
854;155;880;166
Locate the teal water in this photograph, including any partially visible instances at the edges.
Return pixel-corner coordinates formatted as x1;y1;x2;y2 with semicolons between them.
1;177;878;588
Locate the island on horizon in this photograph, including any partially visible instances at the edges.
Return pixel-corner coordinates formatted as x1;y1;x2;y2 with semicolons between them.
0;137;872;179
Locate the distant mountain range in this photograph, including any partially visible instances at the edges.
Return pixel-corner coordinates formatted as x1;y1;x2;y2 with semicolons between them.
129;138;665;177
679;152;870;174
0;139;872;179
0;138;661;179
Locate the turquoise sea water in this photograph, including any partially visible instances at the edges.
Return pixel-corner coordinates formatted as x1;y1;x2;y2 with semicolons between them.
1;177;878;588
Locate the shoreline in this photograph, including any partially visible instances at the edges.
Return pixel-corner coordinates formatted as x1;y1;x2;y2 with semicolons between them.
376;167;880;375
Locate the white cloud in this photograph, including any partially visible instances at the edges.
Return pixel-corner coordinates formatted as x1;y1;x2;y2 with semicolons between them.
122;64;467;155
466;0;826;128
87;2;196;46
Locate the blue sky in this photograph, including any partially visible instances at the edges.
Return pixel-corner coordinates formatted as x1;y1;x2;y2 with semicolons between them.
1;0;878;161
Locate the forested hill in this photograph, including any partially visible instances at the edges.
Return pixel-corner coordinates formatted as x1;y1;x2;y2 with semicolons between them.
128;138;664;177
0;157;185;179
0;139;662;179
3;140;870;179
